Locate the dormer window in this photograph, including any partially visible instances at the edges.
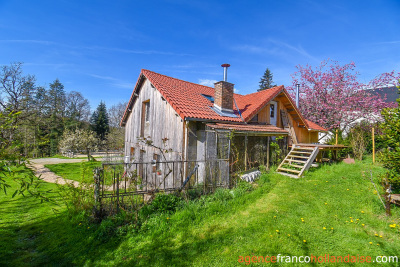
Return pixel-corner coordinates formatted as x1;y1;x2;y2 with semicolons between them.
201;94;214;103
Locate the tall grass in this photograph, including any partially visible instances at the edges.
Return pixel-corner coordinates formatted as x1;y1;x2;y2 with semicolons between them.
1;157;399;266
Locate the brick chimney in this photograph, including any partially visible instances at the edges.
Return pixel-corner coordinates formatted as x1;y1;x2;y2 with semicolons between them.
213;64;234;113
214;81;234;113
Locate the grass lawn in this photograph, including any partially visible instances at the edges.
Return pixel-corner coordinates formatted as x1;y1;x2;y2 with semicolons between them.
1;156;399;266
45;162;102;184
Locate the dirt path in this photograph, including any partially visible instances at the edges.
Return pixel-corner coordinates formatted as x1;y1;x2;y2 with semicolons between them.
27;158;88;187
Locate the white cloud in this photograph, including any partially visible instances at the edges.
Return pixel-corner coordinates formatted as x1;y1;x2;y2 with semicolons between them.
198;79;217;87
87;73;133;89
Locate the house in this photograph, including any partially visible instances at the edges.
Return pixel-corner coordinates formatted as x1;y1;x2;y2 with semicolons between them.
370;86;399;104
120;67;328;188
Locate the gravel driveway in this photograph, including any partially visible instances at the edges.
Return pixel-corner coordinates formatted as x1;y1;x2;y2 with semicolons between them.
28;158;88;186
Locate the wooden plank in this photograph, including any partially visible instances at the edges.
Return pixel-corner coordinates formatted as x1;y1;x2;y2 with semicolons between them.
277;172;300;179
291;151;312;154
278;168;301;173
283;159;306;164
258;105;269;123
298;147;319;177
287;155;309;159
294;147;315;151
287;163;304;168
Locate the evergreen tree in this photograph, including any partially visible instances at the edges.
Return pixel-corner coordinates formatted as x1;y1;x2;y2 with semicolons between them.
258;68;276;91
48;79;66;155
90;101;109;140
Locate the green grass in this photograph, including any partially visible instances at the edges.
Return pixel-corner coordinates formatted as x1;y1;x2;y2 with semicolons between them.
45;162;102;183
1;157;400;266
38;154;102;159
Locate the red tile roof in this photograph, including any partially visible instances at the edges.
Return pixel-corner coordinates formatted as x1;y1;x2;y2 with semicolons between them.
305;119;327;132
206;123;289;134
121;69;327;132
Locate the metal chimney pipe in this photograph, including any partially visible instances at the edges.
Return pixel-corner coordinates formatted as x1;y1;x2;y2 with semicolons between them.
221;63;230;81
296;84;300;107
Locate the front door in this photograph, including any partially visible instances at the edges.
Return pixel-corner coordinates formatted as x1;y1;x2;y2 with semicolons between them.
270;101;277;126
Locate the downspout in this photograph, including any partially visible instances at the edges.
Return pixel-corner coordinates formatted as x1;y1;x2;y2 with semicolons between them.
233;97;245;123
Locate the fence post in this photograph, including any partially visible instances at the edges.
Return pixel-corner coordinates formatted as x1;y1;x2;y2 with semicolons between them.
372;127;375;164
93;167;102;220
116;172;120;213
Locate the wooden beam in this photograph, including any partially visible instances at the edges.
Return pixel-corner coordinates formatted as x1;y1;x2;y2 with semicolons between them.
372;127;375;164
266;136;270;170
244;135;248;171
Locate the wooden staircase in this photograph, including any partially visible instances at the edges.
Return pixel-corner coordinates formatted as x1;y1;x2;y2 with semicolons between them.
276;145;319;178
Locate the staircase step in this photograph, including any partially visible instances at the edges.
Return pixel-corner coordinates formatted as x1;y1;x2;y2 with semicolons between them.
283;159;306;164
277;146;319;179
287;163;304;168
277;167;301;174
276;172;300;179
293;147;314;151
287;155;310;159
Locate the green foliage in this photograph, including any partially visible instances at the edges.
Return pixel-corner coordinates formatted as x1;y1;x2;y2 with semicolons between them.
140;193;182;219
379;85;400;192
269;136;283;164
0;63;95;158
0;110;21;160
0;111;50;200
90;101;110;141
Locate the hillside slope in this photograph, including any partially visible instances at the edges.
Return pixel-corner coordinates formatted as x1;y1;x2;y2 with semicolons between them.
1;158;399;266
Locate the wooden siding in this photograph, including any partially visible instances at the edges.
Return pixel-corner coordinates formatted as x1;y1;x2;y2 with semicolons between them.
254;96;317;143
124;79;184;162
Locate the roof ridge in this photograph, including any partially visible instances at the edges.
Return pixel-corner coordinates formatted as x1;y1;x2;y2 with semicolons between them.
142;69;215;91
141;69;244;96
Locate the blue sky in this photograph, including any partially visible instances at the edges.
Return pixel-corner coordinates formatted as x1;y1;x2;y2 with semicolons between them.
0;0;399;109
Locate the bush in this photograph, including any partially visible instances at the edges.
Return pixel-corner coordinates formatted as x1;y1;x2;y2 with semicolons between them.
379;85;400;193
140;193;182;219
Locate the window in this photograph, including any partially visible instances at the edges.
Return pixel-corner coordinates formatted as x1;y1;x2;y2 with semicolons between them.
144;101;150;122
141;100;150;136
270;104;275;118
250;114;258;123
201;94;214;102
130;147;135;162
153;153;161;173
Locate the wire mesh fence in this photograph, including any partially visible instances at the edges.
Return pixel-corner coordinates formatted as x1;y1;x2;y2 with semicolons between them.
94;159;231;215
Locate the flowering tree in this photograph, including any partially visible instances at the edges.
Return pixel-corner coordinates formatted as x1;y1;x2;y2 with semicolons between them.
59;128;98;161
287;59;399;133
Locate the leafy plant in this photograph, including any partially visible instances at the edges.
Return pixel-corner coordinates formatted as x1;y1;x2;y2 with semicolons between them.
379;84;400;193
139;193;182;219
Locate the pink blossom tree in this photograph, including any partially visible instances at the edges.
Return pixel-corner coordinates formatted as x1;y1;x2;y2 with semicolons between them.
287;59;399;133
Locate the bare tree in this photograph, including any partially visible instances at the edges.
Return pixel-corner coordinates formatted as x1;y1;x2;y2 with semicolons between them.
105;101;127;151
108;101;128;128
65;91;91;122
0;62;36;113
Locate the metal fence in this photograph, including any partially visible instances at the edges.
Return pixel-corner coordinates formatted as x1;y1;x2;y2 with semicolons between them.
94;159;230;215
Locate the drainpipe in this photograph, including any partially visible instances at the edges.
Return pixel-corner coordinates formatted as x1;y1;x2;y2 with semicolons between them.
296;84;300;108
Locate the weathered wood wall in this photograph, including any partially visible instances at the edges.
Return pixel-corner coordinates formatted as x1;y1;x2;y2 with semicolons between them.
124;79;184;163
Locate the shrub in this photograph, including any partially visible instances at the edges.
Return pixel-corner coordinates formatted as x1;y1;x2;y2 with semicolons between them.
140;193;182;219
379;85;400;193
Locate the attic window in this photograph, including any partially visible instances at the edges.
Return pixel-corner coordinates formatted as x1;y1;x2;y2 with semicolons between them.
201;94;214;103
